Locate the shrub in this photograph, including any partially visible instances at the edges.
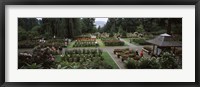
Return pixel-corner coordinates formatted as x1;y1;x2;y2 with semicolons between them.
18;45;57;69
18;40;39;48
159;52;178;69
101;38;125;46
125;58;138;69
130;38;149;45
138;57;160;69
123;51;179;69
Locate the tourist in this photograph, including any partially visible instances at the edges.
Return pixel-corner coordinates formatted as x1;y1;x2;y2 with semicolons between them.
140;50;143;57
65;38;68;47
135;49;139;56
59;46;62;54
95;41;98;48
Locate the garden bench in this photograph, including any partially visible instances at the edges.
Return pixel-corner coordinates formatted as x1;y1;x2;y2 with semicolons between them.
142;47;152;55
113;49;123;54
121;55;129;61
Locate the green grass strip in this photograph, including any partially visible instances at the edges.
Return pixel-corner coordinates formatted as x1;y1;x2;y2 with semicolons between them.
102;52;119;69
96;39;105;47
67;41;76;48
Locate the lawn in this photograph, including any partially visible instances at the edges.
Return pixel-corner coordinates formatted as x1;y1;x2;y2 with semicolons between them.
96;39;105;47
67;41;76;48
101;52;119;69
123;38;139;45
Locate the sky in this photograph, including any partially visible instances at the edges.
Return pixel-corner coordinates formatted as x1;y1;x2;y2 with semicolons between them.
37;18;108;22
37;18;42;20
95;18;108;22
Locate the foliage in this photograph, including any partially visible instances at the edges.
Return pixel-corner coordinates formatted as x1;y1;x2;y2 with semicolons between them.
18;45;58;69
20;63;43;69
59;49;114;69
18;40;39;48
138;57;160;69
125;58;138;69
101;38;124;46
73;38;97;47
159;52;178;69
123;51;179;69
73;41;98;47
136;24;145;33
130;38;149;45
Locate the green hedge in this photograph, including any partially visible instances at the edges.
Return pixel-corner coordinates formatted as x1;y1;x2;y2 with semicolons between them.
101;38;125;46
18;40;39;48
73;41;98;47
130;38;150;45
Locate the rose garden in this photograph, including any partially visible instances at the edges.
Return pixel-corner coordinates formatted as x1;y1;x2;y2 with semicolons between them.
18;18;182;69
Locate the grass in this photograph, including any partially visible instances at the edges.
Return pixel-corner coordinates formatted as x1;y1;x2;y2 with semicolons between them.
123;38;130;43
102;52;119;69
55;55;62;62
96;39;105;47
67;41;76;48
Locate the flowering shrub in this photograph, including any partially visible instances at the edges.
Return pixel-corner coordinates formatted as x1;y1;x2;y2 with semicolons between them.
125;52;180;69
73;38;98;47
18;44;57;69
138;57;160;69
76;38;96;42
159;52;178;69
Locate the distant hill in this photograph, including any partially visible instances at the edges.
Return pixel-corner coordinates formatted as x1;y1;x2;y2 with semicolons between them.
95;21;106;28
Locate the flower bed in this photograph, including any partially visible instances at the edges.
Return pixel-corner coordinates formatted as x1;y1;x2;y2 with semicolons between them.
57;49;116;69
73;38;98;47
19;47;117;69
101;38;125;46
73;41;98;47
18;44;58;69
124;52;180;69
76;37;96;42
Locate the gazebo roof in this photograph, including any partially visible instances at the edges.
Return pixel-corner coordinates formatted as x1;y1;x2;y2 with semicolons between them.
146;33;182;47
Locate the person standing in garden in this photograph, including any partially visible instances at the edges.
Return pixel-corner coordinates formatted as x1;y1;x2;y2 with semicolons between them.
140;50;143;57
135;49;139;56
95;41;98;48
65;38;68;47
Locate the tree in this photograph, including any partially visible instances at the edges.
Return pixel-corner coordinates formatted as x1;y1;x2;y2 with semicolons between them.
81;18;95;33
